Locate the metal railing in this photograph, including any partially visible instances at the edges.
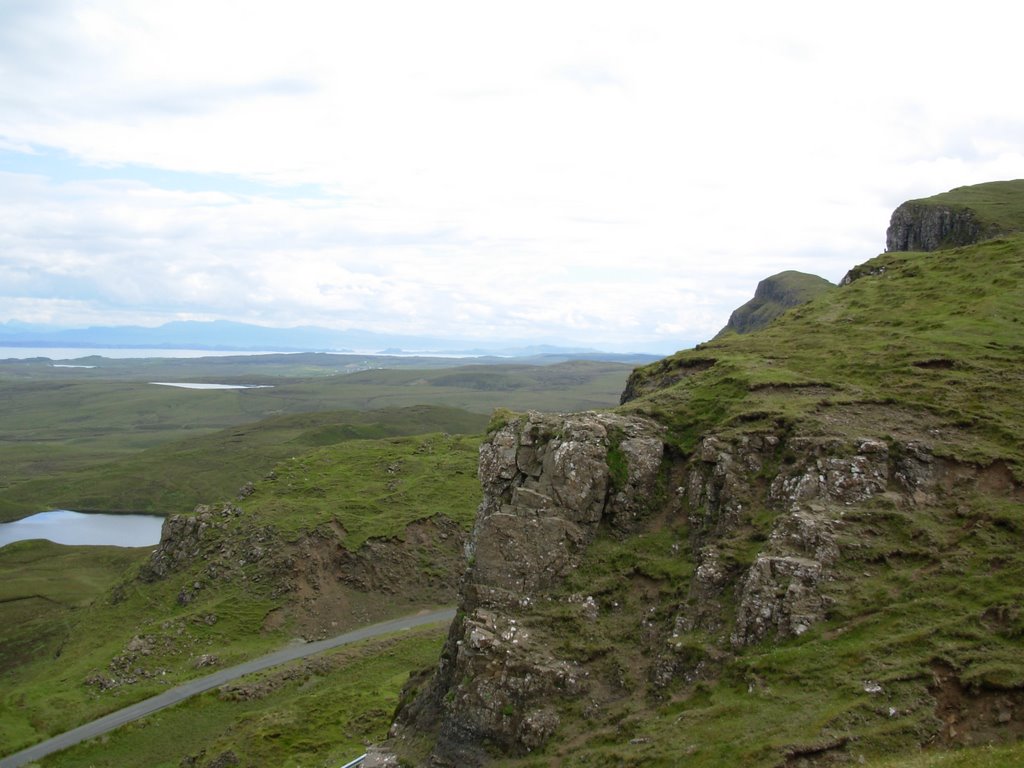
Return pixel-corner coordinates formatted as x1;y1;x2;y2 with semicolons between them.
340;754;367;768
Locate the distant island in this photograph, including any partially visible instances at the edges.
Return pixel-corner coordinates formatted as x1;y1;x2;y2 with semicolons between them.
0;318;659;358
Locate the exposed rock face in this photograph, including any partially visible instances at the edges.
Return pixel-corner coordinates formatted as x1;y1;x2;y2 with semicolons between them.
138;503;271;585
374;413;1000;765
382;411;665;765
729;509;838;647
884;202;987;252
138;504;466;640
681;433;937;649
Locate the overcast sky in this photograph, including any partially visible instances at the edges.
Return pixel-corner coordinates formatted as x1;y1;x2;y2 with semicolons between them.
2;1;1023;353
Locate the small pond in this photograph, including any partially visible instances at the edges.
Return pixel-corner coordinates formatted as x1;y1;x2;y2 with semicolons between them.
150;382;275;389
0;510;164;548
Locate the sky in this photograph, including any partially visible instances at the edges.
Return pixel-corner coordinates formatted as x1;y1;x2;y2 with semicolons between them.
2;1;1023;354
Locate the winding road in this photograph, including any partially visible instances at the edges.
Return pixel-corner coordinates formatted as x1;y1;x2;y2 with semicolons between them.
0;607;455;768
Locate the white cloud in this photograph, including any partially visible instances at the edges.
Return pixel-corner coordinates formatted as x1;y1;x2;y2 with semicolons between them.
1;1;1023;352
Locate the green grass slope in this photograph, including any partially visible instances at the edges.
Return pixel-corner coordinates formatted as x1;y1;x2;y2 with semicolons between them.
34;626;448;768
0;430;482;758
623;234;1024;474
487;232;1024;765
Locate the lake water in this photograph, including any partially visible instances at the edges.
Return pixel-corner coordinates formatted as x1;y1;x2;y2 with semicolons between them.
0;510;164;548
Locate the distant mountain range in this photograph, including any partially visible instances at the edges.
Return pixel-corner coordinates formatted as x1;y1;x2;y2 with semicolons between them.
0;319;659;363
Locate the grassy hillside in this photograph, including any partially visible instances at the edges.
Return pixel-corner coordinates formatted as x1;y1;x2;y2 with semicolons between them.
623;234;1024;474
33;625;449;768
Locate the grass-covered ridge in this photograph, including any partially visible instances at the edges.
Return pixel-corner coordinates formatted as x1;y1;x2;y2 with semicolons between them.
467;213;1024;766
622;233;1024;475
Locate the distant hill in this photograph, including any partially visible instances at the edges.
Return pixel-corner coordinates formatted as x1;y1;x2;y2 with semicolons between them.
714;269;835;337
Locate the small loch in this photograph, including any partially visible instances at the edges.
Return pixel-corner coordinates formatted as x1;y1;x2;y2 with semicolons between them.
0;510;164;548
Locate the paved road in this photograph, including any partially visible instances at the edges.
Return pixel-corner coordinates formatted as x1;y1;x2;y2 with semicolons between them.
0;608;455;768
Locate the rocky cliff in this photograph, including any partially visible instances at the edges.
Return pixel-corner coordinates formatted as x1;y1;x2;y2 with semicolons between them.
884;202;987;252
370;413;1017;766
884;179;1024;252
367;184;1024;766
376;411;666;764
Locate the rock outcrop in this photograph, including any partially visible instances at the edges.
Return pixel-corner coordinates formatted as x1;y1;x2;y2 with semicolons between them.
138;503;466;639
885;202;987;252
883;179;1024;252
138;503;272;585
372;411;1003;765
378;411;665;765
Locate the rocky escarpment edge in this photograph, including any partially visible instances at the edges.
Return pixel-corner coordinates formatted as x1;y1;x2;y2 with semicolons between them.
366;407;1021;766
885;201;993;253
372;410;666;765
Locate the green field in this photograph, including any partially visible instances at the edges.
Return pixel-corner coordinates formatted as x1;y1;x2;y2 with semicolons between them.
0;357;630;520
33;626;448;768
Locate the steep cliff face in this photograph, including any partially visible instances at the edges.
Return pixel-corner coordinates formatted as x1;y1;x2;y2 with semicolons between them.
372;415;1022;766
371;406;1021;766
380;411;666;764
884;202;987;252
883;179;1024;253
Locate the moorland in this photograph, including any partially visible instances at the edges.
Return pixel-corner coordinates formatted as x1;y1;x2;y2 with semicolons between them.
0;352;635;765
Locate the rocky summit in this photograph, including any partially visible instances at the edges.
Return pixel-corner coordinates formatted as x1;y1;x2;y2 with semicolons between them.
714;270;834;338
367;181;1024;767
